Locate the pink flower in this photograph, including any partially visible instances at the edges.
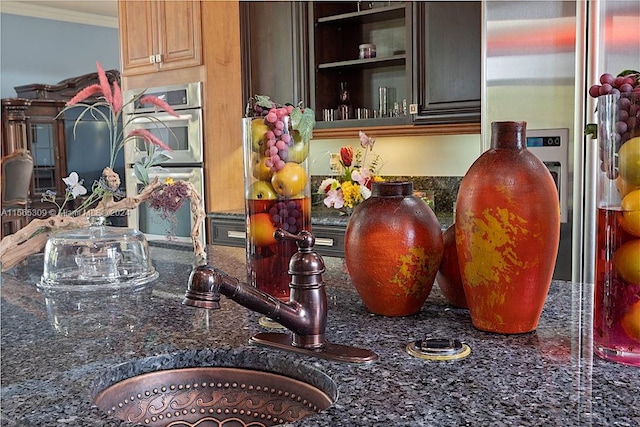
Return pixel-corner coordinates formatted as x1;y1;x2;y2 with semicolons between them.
323;189;345;209
111;81;123;113
128;129;173;152
139;95;179;117
352;169;374;189
96;61;113;106
359;130;375;150
66;84;102;106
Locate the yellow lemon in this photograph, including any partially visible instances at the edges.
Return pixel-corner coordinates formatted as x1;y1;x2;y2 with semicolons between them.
621;300;640;343
621;189;640;237
613;239;640;284
618;136;640;186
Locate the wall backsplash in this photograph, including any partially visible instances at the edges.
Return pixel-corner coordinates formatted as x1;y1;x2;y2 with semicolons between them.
311;175;462;214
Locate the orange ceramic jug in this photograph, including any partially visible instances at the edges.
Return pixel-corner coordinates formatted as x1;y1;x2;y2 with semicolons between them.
345;181;443;316
455;121;560;333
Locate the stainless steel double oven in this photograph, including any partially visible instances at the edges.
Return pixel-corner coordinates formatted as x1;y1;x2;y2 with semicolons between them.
123;82;204;244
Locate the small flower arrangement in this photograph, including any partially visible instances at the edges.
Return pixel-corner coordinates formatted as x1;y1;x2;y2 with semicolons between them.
318;131;383;214
0;62;206;271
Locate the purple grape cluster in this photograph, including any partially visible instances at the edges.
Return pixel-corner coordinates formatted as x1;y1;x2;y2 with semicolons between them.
588;71;640;178
262;105;295;172
269;200;304;234
588;72;640;98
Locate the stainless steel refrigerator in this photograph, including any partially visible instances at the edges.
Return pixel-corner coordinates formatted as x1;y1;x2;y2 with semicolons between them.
482;0;640;282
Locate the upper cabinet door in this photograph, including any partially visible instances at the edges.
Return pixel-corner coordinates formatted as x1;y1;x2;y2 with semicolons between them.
310;2;413;129
118;0;202;76
239;1;309;108
119;0;157;75
156;1;202;72
413;1;481;124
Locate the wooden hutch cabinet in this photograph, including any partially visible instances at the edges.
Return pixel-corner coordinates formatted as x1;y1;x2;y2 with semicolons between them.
1;70;121;225
1;98;67;219
118;0;202;76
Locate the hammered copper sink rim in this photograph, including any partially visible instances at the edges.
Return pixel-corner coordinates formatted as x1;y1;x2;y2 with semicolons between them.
91;349;338;427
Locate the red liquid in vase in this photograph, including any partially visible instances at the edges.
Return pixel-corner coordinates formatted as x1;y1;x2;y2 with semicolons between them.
245;197;311;301
594;207;640;366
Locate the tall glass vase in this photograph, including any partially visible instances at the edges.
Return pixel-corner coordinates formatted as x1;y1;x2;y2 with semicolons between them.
593;92;640;366
242;115;312;301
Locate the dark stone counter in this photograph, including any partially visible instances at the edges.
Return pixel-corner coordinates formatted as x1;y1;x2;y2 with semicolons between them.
1;245;638;426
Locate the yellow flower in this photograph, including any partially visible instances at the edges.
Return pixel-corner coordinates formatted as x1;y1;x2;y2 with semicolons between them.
165;177;175;185
342;181;363;208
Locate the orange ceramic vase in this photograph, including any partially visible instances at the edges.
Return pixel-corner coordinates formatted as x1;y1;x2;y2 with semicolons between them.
455;121;560;334
345;181;444;316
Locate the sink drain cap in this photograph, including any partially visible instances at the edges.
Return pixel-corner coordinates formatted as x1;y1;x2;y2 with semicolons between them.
406;338;471;361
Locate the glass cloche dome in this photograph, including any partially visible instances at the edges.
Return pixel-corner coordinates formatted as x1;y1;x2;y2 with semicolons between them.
39;217;158;291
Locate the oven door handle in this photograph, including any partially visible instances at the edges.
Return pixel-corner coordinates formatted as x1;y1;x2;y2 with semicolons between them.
144;170;197;181
128;113;195;124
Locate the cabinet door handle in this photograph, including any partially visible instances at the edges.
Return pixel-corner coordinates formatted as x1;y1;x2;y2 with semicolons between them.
314;237;335;247
227;231;245;239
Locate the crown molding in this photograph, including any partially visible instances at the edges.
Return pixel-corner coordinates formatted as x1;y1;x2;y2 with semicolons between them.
1;1;118;29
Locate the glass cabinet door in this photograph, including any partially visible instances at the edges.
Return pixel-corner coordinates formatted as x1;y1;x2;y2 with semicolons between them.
30;122;57;193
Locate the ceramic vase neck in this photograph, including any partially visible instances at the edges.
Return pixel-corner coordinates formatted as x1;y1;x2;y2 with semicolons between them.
491;121;527;150
371;181;413;197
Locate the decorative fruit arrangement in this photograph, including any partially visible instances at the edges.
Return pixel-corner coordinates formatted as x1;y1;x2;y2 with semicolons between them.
587;72;640;358
585;70;640;181
243;96;315;300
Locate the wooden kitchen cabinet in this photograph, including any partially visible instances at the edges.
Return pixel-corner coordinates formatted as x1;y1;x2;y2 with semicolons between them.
240;1;310;108
208;213;348;258
118;0;202;76
1;98;68;219
310;1;413;129
412;1;481;124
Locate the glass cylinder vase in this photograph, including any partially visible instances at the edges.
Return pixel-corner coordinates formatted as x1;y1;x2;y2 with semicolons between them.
594;92;640;366
242;115;312;301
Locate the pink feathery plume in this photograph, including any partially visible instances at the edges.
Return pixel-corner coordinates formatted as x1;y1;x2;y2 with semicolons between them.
96;61;113;106
66;84;102;106
111;81;123;113
128;129;173;152
139;95;180;117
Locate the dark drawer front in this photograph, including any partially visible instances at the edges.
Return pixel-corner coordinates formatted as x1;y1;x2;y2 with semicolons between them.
310;224;346;258
209;218;246;248
208;217;346;258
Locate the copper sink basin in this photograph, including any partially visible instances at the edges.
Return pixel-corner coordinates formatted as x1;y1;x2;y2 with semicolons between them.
91;350;337;427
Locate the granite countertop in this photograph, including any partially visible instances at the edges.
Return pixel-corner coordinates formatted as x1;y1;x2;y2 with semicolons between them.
2;245;639;426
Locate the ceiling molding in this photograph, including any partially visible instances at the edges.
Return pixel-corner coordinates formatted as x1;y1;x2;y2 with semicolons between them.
1;1;118;28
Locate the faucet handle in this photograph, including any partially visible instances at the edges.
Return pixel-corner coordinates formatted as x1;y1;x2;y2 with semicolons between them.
274;229;315;251
274;229;325;280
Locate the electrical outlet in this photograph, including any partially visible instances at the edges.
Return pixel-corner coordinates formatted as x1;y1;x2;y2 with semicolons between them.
409;103;418;114
330;153;342;173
